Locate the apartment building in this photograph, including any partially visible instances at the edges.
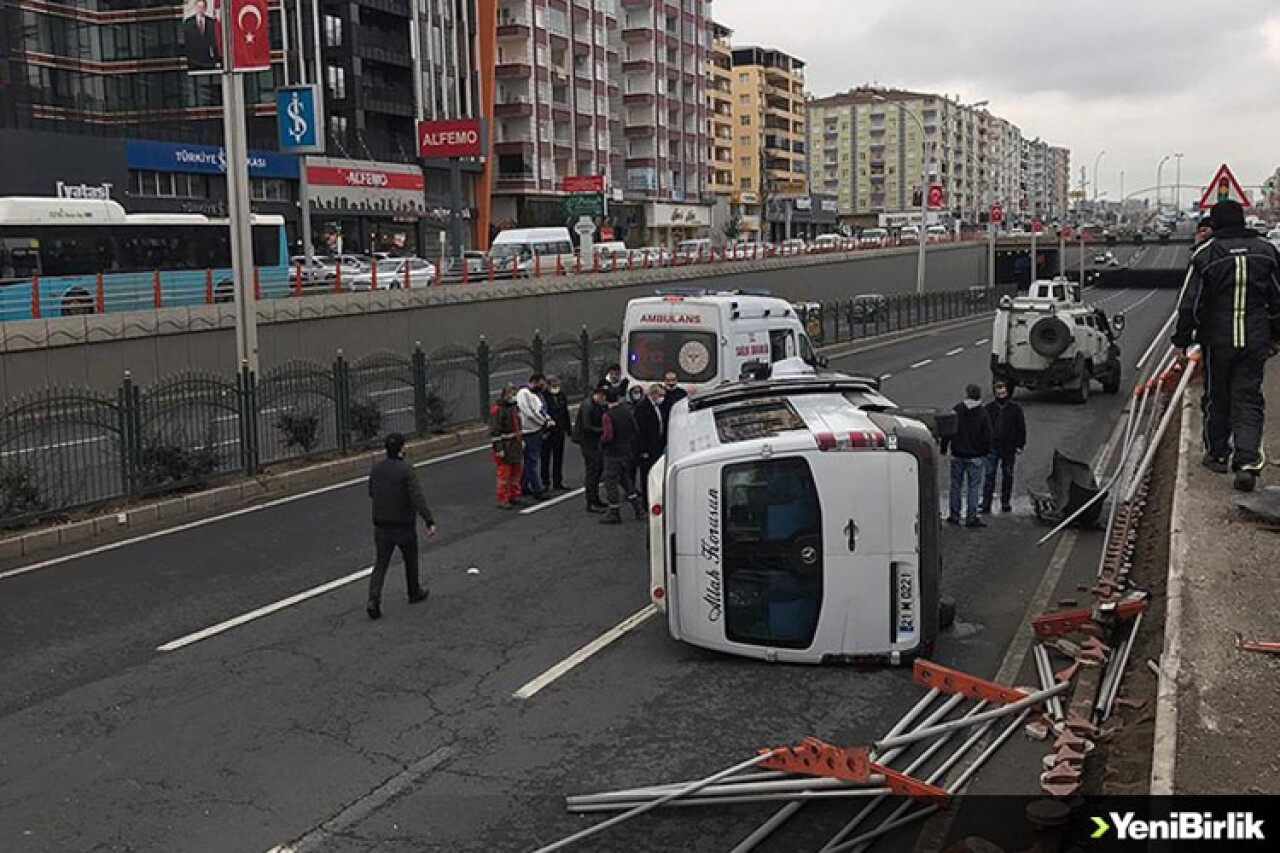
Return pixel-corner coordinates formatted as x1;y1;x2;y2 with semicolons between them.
615;0;713;245
731;46;806;239
707;20;734;236
808;87;1069;229
1050;146;1071;222
491;0;618;227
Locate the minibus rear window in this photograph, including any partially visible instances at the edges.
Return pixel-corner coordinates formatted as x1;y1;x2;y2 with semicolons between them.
627;330;718;383
721;458;822;649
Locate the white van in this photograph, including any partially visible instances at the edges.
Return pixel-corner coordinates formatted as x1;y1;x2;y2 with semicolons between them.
647;371;950;664
591;241;629;270
488;227;576;275
674;238;712;262
621;291;823;396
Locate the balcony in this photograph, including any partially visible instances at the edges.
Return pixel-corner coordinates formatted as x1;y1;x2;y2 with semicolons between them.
496;62;533;79
623;58;655;73
495;140;536;156
622;25;654;43
354;34;412;68
495;99;534;117
496;15;532;39
625;123;656;138
359;0;409;16
362;88;415;117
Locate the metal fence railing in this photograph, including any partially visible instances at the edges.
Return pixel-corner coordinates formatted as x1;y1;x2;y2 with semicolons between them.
0;287;994;529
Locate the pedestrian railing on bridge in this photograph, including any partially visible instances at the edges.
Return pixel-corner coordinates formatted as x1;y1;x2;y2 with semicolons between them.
0;287;993;529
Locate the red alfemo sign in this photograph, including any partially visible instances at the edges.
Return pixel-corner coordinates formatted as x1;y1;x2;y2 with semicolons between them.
417;119;483;158
563;175;604;193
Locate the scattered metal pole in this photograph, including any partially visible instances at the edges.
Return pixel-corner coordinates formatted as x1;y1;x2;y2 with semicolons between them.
1102;612;1145;722
1125;349;1198;503
567;774;887;807
874;682;1067;753
533;751;781;853
830;710;1032;853
569;787;895;813
1136;322;1175;371
1034;644;1065;724
820;700;989;853
731;688;956;852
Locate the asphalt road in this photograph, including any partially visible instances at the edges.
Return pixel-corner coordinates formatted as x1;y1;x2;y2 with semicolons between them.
0;284;1178;853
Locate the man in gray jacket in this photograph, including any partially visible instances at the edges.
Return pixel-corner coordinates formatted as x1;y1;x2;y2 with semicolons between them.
367;433;436;619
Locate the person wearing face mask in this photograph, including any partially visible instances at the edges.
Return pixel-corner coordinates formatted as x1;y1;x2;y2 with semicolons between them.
634;383;666;499
601;362;630;397
625;383;647;492
489;383;524;510
981;379;1026;514
539;374;571;491
600;388;645;524
658;371;687;425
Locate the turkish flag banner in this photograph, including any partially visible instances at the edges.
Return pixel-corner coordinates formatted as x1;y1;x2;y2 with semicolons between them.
230;0;270;71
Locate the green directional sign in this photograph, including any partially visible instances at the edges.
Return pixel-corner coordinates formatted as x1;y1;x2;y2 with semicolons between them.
564;193;604;218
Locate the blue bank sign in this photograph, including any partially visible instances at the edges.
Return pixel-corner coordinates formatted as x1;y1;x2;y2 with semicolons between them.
276;85;324;154
124;139;300;180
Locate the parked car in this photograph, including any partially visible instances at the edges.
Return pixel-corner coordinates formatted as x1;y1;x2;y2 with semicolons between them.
288;255;336;287
850;293;889;322
347;257;437;291
899;225;921;244
631;246;671;266
858;228;889;248
780;238;807;254
591;241;630;269
812;233;843;251
674;237;712;262
926;225;950;243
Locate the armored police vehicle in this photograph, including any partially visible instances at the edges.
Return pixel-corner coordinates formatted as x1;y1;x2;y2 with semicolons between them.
990;278;1125;403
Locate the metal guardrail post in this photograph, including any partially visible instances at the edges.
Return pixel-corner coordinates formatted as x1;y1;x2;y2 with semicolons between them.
477;336;491;422
532;329;545;375
578;326;591;401
412;342;429;437
239;363;260;475
334;350;350;455
118;371;140;498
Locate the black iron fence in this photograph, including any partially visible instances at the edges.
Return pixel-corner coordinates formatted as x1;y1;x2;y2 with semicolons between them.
0;287;992;529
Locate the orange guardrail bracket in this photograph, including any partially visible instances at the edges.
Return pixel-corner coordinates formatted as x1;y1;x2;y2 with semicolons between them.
912;659;1028;705
757;738;871;783
871;763;952;807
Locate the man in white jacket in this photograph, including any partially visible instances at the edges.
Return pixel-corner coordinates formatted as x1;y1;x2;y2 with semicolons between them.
516;373;553;499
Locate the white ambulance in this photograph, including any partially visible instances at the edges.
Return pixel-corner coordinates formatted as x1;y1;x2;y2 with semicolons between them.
621;290;824;395
647;371;952;665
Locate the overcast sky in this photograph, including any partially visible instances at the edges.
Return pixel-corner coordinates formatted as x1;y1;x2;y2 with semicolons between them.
717;0;1280;207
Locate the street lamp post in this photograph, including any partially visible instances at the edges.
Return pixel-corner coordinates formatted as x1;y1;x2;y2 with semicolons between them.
1092;150;1106;222
1156;154;1172;219
1173;152;1184;219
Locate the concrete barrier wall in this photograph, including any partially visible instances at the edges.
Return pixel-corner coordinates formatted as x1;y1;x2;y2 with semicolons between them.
0;244;985;398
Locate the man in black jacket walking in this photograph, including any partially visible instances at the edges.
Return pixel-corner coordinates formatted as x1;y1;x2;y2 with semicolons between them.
633;383;666;499
599;388;645;524
367;433;436;619
1173;199;1280;492
574;384;609;513
539;375;571;491
982;379;1026;514
941;384;993;528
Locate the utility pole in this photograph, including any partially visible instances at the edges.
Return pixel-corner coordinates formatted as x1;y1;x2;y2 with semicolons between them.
222;5;259;374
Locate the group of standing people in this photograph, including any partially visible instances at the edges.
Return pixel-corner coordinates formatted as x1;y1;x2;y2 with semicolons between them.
488;364;688;522
941;379;1027;527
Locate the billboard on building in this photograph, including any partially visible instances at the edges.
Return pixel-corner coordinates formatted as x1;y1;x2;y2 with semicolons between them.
182;0;222;72
305;157;427;218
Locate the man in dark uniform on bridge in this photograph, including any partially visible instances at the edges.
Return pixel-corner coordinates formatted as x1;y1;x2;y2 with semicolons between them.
1173;200;1280;492
367;433;436;619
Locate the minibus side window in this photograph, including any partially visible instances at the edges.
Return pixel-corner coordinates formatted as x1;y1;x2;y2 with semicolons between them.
799;335;818;366
721;458;822;649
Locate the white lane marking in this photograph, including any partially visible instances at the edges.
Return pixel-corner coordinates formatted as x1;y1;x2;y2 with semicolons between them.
910;359;933;369
156;566;373;652
974;338;989;346
267;747;455;853
0;444;490;583
1119;289;1161;314
879;373;893;382
513;604;657;700
520;488;586;515
0;435;108;457
945;347;964;357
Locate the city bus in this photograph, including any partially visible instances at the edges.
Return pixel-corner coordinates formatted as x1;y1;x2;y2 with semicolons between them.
0;197;289;321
